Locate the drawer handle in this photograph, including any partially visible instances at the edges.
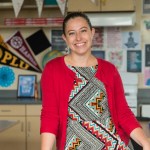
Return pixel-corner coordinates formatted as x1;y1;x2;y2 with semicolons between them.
1;110;11;112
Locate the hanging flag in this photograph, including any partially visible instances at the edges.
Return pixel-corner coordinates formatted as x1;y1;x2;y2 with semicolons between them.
0;44;39;73
6;31;42;72
26;29;51;55
12;0;24;17
35;0;44;17
56;0;66;15
90;0;97;3
0;35;8;49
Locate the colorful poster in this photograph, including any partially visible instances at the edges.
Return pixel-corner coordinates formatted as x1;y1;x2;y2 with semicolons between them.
0;44;39;73
144;68;150;86
92;27;105;50
12;0;24;17
107;50;124;70
6;31;41;72
127;50;142;72
106;27;122;49
0;66;15;87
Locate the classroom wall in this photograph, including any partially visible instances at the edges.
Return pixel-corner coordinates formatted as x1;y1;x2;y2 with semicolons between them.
0;0;150;92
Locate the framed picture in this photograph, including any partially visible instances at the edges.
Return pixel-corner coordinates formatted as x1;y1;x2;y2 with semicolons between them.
127;50;142;72
17;75;36;98
51;29;67;51
91;50;105;59
145;44;150;66
142;0;150;15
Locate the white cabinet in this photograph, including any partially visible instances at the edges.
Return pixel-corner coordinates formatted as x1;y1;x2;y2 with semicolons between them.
119;72;138;116
0;104;56;150
26;105;41;150
0;105;26;150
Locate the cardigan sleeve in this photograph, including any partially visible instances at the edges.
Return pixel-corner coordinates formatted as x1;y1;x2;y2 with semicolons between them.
40;62;60;136
113;67;141;136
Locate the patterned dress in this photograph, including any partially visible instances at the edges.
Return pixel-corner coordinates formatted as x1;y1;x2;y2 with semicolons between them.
65;65;133;150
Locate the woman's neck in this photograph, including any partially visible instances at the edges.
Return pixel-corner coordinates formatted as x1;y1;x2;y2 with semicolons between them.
65;54;97;67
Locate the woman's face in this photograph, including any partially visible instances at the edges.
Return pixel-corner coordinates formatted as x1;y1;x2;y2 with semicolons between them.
62;17;95;55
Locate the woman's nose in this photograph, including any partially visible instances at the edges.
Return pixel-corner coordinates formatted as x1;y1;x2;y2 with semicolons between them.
76;32;81;41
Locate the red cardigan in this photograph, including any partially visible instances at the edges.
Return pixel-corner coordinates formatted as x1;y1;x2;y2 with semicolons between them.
40;56;141;150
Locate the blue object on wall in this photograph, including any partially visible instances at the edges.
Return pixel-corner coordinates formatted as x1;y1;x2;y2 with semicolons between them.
44;0;57;5
0;66;15;87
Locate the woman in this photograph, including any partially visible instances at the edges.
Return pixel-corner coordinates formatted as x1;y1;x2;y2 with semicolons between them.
40;12;150;150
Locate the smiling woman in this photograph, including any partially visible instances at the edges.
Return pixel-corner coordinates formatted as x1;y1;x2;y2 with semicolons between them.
40;12;150;150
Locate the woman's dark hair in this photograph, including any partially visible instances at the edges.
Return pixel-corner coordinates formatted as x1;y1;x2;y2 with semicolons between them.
62;12;92;35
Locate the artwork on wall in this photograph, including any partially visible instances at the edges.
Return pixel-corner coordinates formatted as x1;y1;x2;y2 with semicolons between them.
42;50;64;68
144;68;150;86
92;27;105;50
145;44;150;66
106;27;122;49
91;50;105;59
51;29;67;52
127;50;142;72
142;0;150;15
17;75;36;98
122;31;141;49
0;66;15;88
107;50;124;71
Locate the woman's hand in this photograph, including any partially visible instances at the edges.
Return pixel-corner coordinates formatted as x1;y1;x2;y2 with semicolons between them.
143;140;150;150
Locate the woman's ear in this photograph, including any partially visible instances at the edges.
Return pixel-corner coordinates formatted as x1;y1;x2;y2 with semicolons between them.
91;27;95;39
62;34;66;42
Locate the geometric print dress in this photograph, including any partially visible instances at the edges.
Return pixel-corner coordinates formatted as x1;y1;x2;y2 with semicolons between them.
65;65;133;150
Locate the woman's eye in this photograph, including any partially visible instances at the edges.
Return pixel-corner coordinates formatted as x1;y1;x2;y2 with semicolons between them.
81;29;87;33
68;32;75;36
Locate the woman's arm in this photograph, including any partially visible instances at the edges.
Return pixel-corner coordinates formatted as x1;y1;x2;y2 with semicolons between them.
130;127;150;150
41;133;56;150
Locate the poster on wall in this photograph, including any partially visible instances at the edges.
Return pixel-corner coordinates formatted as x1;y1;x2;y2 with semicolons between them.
51;30;67;52
91;50;105;59
144;68;150;86
127;50;142;72
145;44;150;66
17;75;36;98
106;50;125;71
92;27;105;50
106;27;122;49
0;66;15;88
142;0;150;15
122;31;141;50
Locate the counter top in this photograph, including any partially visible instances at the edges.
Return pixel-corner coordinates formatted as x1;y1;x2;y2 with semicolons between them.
0;98;41;104
136;117;150;121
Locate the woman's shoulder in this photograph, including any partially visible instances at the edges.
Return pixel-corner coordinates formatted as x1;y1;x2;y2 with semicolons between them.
97;58;116;70
45;56;65;67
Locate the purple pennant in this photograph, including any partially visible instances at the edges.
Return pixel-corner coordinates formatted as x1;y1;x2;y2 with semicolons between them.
6;31;42;72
